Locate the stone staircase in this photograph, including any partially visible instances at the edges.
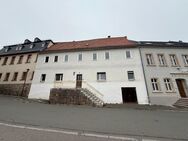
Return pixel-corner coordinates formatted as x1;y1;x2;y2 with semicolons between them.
173;98;188;108
80;88;104;107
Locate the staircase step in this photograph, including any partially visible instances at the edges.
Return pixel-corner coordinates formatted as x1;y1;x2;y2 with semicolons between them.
173;98;188;108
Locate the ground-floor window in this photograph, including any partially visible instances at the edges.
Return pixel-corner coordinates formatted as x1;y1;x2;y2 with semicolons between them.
55;74;63;82
164;78;173;92
97;72;106;81
151;78;160;92
40;74;46;82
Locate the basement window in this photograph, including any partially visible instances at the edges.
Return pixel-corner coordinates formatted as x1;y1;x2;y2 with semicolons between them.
97;72;106;81
40;74;46;82
55;74;63;82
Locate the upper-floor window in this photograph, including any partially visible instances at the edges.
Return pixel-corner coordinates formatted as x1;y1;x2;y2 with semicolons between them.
158;54;167;66
146;54;155;65
40;74;46;82
45;56;49;63
55;74;63;82
21;72;27;80
17;55;23;64
169;54;179;66
93;53;97;61
4;72;10;81
0;73;2;80
41;43;45;47
10;56;16;65
64;55;68;62
30;71;34;80
78;54;82;61
127;71;135;80
12;72;18;81
97;72;106;81
26;54;32;63
182;55;188;66
2;57;8;65
30;44;33;49
164;78;173;92
151;78;160;92
126;51;131;59
54;56;58;62
105;52;110;60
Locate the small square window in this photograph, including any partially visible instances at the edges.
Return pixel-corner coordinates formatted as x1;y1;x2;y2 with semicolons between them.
127;71;135;80
55;74;63;81
97;72;106;81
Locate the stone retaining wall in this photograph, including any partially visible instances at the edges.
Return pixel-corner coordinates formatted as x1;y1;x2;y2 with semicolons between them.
50;88;94;106
0;84;31;97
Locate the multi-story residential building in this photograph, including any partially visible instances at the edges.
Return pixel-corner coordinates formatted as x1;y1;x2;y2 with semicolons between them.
0;38;53;97
139;41;188;106
28;37;149;105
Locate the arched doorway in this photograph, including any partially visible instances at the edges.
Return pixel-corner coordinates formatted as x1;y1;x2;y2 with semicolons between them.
176;79;187;98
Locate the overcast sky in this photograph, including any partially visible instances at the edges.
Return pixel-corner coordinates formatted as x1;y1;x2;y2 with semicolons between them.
0;0;188;48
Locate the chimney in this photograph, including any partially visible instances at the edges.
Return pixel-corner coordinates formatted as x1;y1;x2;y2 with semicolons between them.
124;36;127;39
108;36;111;38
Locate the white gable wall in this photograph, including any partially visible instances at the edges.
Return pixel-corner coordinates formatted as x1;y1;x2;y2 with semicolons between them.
29;48;149;104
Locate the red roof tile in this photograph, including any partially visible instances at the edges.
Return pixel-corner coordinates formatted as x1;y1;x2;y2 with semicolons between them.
45;37;137;52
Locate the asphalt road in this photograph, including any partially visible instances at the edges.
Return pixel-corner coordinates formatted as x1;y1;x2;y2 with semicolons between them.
0;95;188;141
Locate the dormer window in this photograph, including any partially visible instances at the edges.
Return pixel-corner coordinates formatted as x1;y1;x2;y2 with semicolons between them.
30;44;34;49
41;43;45;47
5;48;9;52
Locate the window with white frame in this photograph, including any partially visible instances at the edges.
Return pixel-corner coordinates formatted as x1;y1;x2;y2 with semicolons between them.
158;54;167;66
45;56;49;63
127;71;135;80
164;78;173;92
182;55;188;65
78;54;82;61
93;53;97;61
55;74;63;82
40;74;46;82
126;51;131;59
146;54;155;65
105;52;109;60
169;54;179;66
151;78;160;92
54;56;58;62
64;55;68;62
97;72;106;81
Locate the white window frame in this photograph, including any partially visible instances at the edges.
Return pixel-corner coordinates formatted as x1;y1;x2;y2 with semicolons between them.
97;72;106;81
40;74;46;82
105;52;110;60
169;54;179;66
146;54;155;65
126;50;131;59
164;78;174;92
78;54;82;61
55;74;63;82
158;54;167;66
44;56;49;63
54;56;58;62
127;71;135;81
93;53;97;61
151;78;160;92
64;55;68;62
182;55;188;66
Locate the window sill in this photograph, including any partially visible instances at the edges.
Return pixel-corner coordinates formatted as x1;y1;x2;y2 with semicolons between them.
97;80;106;82
159;65;168;67
128;79;135;81
166;91;176;93
147;64;156;67
152;91;163;93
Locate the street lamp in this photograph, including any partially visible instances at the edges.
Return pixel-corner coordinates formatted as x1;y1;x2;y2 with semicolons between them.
20;69;30;97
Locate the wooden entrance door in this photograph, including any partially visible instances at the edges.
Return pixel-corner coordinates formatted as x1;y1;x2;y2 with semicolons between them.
76;74;82;88
121;87;138;103
176;79;186;98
